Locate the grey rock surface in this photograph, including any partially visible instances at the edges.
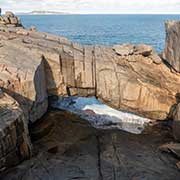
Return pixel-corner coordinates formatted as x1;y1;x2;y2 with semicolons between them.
173;103;180;141
1;110;179;180
163;21;180;72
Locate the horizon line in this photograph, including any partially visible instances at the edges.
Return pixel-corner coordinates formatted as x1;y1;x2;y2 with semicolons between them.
14;12;180;15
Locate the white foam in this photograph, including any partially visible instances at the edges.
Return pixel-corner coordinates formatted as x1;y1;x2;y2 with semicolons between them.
52;96;151;134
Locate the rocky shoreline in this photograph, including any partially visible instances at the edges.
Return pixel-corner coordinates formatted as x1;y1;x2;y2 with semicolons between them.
0;12;180;175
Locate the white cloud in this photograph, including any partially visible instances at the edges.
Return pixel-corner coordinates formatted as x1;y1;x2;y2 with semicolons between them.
0;0;180;14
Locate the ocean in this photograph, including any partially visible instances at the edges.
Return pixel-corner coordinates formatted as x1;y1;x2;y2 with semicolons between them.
19;14;180;52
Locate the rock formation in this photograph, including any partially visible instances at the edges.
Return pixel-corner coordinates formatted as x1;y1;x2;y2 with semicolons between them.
0;90;31;171
0;12;180;170
172;102;180;141
163;20;180;141
0;24;179;123
0;12;22;27
163;21;180;72
1;110;180;180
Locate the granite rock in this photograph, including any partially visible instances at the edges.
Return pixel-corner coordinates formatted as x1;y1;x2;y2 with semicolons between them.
0;12;180;172
163;21;180;72
113;44;134;56
134;44;153;56
0;23;179;121
0;11;22;27
0;91;31;171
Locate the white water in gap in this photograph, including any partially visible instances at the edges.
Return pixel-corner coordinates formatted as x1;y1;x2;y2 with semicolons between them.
51;96;151;134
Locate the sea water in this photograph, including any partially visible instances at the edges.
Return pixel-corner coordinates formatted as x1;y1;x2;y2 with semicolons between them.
20;14;180;52
52;96;151;134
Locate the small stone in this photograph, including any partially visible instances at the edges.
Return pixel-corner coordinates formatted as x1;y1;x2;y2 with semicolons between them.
176;161;180;170
134;44;153;56
29;26;37;32
16;29;29;36
113;44;134;56
5;11;15;18
0;88;3;98
159;142;180;158
149;53;162;64
48;146;59;154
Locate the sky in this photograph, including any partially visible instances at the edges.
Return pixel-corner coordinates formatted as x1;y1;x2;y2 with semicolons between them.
0;0;180;14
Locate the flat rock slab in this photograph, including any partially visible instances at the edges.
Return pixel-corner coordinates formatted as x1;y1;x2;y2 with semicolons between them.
1;110;180;180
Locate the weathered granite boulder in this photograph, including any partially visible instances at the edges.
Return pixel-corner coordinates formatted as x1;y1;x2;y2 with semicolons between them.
0;91;31;171
113;44;154;57
113;44;134;56
5;12;14;18
113;44;162;64
163;21;180;72
0;11;21;27
134;44;153;56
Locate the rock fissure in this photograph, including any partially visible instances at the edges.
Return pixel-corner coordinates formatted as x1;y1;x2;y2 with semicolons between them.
96;135;103;180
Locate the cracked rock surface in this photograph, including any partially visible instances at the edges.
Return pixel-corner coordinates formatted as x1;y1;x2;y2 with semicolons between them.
0;22;180;123
1;110;180;180
0;91;31;171
1;13;180;173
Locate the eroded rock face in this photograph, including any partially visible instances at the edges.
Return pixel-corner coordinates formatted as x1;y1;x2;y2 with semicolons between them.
0;11;22;27
163;21;180;72
0;90;31;171
95;46;180;120
0;20;180;122
0;42;48;123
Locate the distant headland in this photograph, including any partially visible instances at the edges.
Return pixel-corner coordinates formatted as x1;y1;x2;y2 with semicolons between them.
17;10;71;15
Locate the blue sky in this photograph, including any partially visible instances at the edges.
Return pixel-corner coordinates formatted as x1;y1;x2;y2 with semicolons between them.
1;0;180;14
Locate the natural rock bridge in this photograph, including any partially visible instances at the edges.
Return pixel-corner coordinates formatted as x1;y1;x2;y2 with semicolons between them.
0;12;180;172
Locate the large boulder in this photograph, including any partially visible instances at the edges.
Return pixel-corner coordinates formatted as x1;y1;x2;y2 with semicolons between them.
0;11;22;27
0;91;31;171
0;40;48;123
5;11;15;18
163;21;180;72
